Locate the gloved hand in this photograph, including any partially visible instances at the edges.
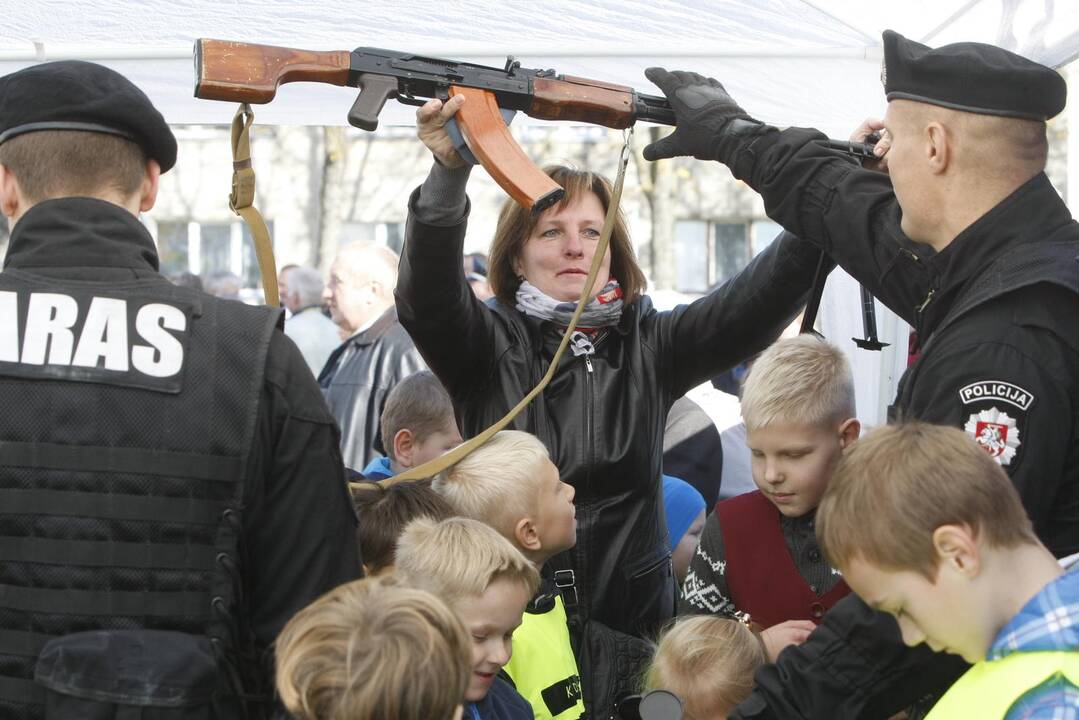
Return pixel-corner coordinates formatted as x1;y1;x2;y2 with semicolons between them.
643;67;759;162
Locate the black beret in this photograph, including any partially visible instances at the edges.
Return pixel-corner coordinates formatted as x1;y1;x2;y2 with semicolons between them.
882;29;1066;121
0;60;177;172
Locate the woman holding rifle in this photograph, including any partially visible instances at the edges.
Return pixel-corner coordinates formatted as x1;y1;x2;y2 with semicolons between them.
396;94;821;639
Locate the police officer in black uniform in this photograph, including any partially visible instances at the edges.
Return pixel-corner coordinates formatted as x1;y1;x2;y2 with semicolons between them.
643;31;1079;719
0;62;361;719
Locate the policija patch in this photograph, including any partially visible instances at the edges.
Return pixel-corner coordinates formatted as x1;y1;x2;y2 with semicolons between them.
959;381;1032;467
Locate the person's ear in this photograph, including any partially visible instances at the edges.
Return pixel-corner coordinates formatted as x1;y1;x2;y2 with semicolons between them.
925;121;950;175
0;164;25;220
368;279;391;303
393;428;415;468
838;418;861;449
514;517;542;553
138;159;161;213
932;524;980;578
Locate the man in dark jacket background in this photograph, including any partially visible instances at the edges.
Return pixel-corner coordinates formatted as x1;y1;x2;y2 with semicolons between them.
644;30;1079;719
319;241;426;469
0;61;360;719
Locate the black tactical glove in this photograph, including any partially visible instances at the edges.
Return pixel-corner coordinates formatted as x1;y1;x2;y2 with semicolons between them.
643;67;762;162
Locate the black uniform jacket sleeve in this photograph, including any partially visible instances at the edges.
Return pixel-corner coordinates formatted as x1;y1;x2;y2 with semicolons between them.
242;330;362;654
650;229;826;399
730;594;969;720
727;126;932;325
902;283;1079;555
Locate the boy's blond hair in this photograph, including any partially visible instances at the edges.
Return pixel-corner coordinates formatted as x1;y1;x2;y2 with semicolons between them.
740;335;855;431
433;430;550;537
817;422;1038;580
645;616;765;720
275;575;470;720
395;516;540;607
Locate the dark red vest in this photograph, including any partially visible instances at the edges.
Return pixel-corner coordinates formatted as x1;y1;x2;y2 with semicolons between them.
717;490;850;629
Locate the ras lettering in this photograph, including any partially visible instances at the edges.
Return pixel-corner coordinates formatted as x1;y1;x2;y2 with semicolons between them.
0;291;190;390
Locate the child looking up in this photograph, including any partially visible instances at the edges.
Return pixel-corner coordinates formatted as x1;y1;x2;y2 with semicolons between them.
433;430;582;720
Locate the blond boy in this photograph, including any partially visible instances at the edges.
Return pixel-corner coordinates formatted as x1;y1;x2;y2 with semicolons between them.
396;517;540;720
817;422;1079;719
275;575;471;720
680;336;859;661
433;431;582;720
645;615;766;720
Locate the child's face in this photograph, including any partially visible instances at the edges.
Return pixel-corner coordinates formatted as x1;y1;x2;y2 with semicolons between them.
455;577;532;702
410;423;464;468
746;419;858;518
532;458;577;555
844;555;991;664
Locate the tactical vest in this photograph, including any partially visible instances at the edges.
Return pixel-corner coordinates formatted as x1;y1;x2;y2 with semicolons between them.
503;593;584;720
0;269;280;719
718;491;850;628
925;651;1079;720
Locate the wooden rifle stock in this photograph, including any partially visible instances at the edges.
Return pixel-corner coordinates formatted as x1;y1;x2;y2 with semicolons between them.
195;39;350;103
530;77;637;129
193;39;870;215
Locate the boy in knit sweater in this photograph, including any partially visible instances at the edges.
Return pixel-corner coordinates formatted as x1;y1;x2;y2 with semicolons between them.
680;336;859;660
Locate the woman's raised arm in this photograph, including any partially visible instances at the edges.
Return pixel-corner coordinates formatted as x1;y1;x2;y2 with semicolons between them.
395;98;499;400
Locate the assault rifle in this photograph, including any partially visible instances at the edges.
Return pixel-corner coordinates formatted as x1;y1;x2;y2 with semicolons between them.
194;39;878;213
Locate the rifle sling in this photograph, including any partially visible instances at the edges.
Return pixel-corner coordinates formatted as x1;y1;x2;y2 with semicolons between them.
367;131;634;487
229;104;279;307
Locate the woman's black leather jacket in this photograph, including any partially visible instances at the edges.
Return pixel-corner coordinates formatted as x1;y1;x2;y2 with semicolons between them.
396;188;823;637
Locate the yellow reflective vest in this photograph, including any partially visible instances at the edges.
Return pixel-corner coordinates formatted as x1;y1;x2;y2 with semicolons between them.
504;594;584;720
925;651;1079;719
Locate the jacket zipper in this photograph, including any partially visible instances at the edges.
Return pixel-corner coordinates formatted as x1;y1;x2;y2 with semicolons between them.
583;354;594;489
917;288;935;314
578;353;595;610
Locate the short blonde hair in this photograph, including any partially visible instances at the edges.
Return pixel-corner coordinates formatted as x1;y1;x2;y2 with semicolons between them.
740;335;855;431
275;575;470;720
395;516;540;608
645;616;765;720
433;430;550;537
817;422;1038;580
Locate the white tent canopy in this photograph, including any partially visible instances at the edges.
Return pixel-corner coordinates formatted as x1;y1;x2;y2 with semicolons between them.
2;0;1077;137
